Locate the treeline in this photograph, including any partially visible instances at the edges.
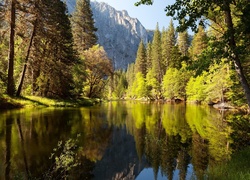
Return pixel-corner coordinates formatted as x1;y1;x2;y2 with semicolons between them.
111;18;250;106
0;0;113;99
132;0;250;108
110;15;249;105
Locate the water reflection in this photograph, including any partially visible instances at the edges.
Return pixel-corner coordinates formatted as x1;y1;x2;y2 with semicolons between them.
0;102;248;179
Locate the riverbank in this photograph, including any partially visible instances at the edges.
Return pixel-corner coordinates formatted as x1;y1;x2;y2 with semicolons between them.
0;95;97;109
207;146;250;180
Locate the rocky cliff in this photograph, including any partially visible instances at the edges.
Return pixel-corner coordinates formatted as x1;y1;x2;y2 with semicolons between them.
66;0;153;69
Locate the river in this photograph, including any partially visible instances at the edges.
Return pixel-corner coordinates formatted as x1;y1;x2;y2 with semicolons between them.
0;101;248;179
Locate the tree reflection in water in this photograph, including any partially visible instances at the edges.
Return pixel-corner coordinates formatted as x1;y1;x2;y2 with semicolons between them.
0;102;248;179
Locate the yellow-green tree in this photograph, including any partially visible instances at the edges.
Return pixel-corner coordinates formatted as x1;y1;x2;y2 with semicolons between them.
131;72;147;98
82;45;113;98
186;73;208;102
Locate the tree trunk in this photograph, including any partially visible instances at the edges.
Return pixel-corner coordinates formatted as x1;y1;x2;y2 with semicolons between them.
223;1;250;109
7;0;16;96
16;19;37;96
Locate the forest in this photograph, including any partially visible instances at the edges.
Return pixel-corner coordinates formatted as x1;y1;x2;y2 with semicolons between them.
0;0;250;110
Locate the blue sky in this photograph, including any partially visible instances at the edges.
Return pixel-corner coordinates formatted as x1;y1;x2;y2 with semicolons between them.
93;0;176;30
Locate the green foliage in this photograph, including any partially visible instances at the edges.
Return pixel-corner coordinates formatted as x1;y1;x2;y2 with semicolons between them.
72;61;86;96
190;26;208;60
162;67;179;99
151;23;162;83
48;135;81;179
136;0;250;108
146;42;152;70
178;30;189;56
126;63;135;87
205;61;233;102
135;40;147;77
29;0;78;98
146;69;160;98
187;61;234;103
111;70;128;99
165;19;179;69
186;73;208;102
131;72;147;98
82;45;113;98
208;147;250;180
162;63;191;100
71;0;97;53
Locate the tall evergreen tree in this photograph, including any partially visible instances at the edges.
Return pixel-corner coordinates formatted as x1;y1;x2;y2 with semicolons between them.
165;19;177;69
190;26;207;60
15;0;38;96
71;0;97;54
161;27;168;73
30;0;77;97
177;30;189;56
135;40;147;77
146;42;152;71
189;26;208;76
151;23;162;83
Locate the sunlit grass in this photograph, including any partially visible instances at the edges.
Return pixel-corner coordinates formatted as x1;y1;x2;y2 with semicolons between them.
208;147;250;180
0;95;95;109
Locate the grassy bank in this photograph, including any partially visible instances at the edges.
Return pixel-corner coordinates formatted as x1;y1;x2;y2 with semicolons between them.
207;146;250;180
0;95;97;109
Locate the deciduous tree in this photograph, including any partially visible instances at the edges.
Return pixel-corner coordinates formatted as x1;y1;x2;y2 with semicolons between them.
82;45;113;98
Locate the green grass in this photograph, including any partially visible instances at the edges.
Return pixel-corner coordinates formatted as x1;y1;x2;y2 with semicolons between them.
208;147;250;180
0;95;96;109
0;95;23;109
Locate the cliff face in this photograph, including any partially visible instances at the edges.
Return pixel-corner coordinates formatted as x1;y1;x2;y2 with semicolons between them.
66;0;153;69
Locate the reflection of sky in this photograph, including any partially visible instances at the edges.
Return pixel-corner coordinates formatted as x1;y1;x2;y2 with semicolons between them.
136;164;195;180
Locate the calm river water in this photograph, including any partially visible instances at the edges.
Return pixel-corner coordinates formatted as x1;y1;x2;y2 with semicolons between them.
0;101;248;179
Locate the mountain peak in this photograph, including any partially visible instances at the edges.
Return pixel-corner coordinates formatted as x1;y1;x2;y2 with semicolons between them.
67;0;153;69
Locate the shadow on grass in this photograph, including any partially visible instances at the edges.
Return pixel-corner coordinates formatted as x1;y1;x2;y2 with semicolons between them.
18;96;49;107
0;97;23;110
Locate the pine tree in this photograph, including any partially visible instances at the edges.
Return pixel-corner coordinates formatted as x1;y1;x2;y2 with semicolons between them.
177;30;189;56
151;23;162;83
190;26;207;60
71;0;97;54
15;0;39;96
31;0;78;97
135;40;147;77
161;27;168;73
165;19;176;69
146;42;152;71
